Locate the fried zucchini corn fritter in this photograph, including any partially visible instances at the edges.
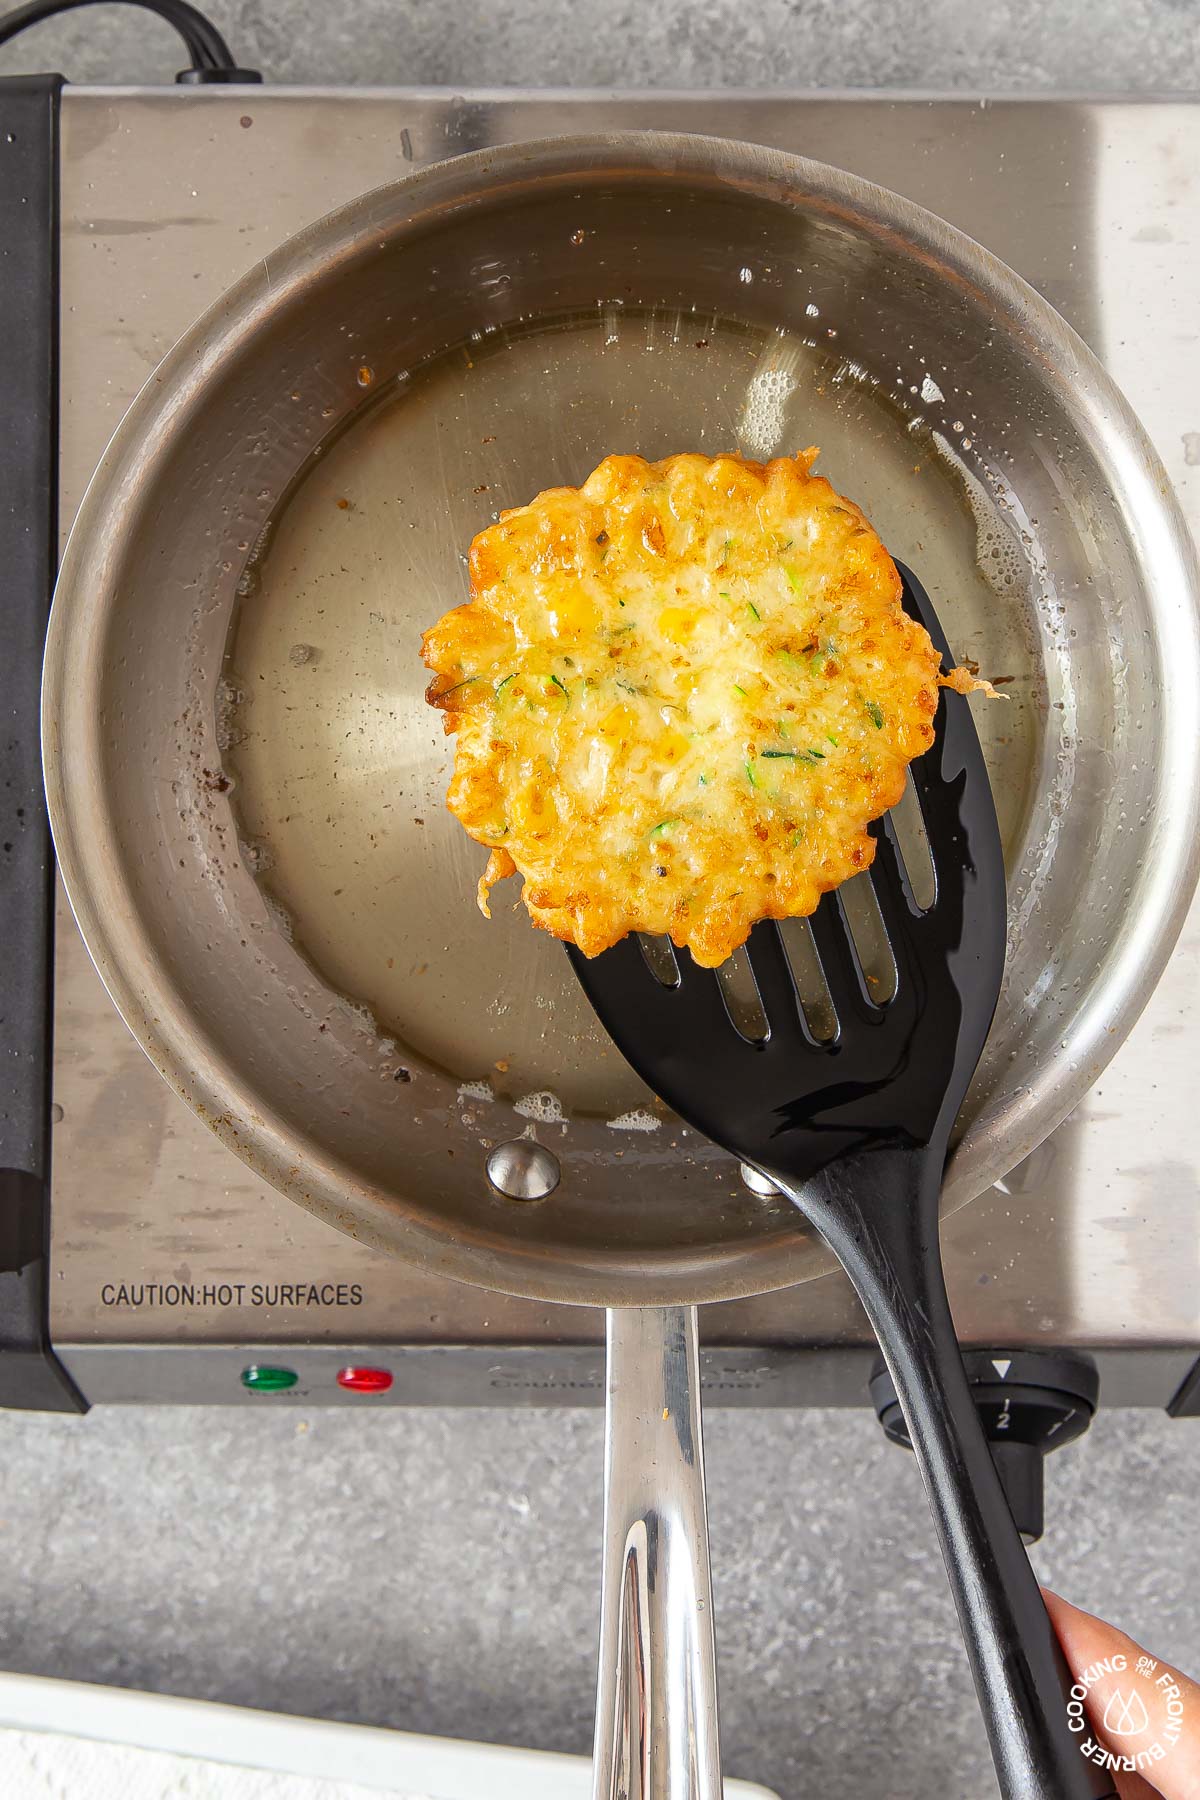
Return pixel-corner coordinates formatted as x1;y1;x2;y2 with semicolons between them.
423;450;965;968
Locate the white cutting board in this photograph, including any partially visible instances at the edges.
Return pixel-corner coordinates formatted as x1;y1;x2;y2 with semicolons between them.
0;1672;780;1799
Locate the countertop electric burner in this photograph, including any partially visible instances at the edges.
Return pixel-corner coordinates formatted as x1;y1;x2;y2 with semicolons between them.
2;82;1198;1507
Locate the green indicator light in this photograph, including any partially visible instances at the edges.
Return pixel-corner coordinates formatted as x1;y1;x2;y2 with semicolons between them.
241;1364;298;1393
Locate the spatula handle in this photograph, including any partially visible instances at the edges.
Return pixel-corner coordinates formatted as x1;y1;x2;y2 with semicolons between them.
788;1146;1118;1800
592;1304;723;1800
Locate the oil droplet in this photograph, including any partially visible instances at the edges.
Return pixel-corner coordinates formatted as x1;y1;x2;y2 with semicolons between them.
607;1110;662;1133
513;1090;566;1125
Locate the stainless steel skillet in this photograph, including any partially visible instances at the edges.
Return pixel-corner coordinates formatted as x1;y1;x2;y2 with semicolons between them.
42;136;1200;1796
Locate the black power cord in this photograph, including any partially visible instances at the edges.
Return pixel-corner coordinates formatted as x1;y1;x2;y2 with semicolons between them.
0;0;261;82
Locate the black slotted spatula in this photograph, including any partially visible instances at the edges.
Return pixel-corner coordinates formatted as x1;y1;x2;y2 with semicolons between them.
569;566;1116;1800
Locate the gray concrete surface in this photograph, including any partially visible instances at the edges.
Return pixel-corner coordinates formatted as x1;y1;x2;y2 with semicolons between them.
0;1400;1196;1798
0;0;1199;92
2;4;1200;1797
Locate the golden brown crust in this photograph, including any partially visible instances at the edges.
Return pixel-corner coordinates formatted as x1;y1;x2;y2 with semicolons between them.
940;666;1006;699
422;450;945;967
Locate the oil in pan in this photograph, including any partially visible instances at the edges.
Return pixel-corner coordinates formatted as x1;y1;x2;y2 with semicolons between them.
221;303;1042;1117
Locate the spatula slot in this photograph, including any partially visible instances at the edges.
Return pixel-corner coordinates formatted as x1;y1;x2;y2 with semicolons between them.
840;871;898;1005
715;945;770;1042
888;771;936;912
776;917;838;1042
638;933;682;988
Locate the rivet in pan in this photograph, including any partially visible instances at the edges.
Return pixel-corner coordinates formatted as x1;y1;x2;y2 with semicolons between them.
487;1140;560;1202
739;1162;783;1198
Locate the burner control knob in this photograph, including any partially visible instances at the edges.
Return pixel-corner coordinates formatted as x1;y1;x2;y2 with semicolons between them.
869;1347;1099;1545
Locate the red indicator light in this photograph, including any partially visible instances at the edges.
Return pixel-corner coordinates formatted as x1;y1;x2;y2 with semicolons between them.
337;1365;393;1394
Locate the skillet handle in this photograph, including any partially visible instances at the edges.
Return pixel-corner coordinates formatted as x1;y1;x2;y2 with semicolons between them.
787;1147;1118;1800
592;1304;723;1800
